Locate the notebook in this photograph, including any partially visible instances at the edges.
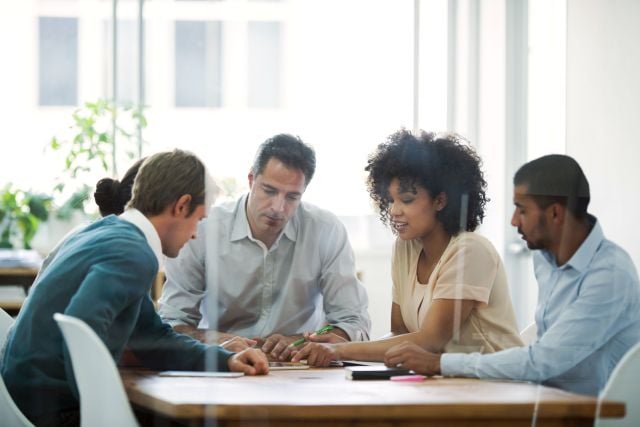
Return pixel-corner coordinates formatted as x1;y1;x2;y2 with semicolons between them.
158;371;244;378
269;362;310;370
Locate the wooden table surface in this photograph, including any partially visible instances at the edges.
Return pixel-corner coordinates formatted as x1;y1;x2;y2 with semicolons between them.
0;267;38;314
121;368;624;427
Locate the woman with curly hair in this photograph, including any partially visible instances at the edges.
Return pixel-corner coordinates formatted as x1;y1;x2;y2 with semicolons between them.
292;129;522;366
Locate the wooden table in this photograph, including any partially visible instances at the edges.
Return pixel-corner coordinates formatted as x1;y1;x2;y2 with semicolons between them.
0;268;166;314
0;267;37;315
121;368;624;427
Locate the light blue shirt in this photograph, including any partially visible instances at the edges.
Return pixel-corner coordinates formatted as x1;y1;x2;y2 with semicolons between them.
442;216;640;395
158;195;371;341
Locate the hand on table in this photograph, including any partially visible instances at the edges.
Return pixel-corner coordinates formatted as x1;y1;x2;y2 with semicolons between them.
383;341;441;375
290;342;339;367
261;334;301;361
227;348;269;375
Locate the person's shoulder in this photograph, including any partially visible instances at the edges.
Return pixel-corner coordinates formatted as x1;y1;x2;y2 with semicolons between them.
81;215;140;240
392;237;421;260
91;218;155;257
297;200;343;229
62;219;157;277
598;235;633;259
451;231;499;257
209;196;244;218
594;237;638;280
200;196;246;234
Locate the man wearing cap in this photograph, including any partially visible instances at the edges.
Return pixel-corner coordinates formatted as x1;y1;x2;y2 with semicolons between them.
382;154;640;395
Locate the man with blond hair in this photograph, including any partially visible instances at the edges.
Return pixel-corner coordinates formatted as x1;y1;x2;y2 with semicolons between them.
2;149;268;426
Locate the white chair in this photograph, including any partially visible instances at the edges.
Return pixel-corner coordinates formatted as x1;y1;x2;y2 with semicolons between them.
53;313;139;427
0;308;15;344
0;308;34;427
519;322;538;345
595;341;640;427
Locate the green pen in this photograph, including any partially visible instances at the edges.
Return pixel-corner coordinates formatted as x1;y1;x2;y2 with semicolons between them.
289;325;334;347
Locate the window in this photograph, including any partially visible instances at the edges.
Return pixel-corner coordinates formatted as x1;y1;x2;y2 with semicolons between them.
175;21;223;108
104;19;141;105
248;21;281;108
38;17;78;106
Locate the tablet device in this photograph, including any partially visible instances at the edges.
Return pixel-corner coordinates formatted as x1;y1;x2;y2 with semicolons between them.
158;371;244;378
268;362;310;370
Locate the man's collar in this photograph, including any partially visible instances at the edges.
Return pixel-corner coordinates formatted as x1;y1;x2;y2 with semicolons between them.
119;208;164;268
229;194;298;244
564;214;601;272
542;214;602;272
281;214;298;243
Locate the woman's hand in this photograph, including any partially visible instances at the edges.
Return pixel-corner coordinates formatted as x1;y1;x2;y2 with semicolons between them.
304;330;348;344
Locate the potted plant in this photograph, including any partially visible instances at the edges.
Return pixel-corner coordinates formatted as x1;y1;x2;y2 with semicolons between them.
48;99;146;218
0;184;51;249
29;99;146;255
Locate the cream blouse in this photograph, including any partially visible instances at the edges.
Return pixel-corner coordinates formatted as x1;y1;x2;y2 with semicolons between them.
391;232;523;354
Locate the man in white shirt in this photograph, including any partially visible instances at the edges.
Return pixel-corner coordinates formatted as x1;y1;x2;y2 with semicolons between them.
159;134;371;360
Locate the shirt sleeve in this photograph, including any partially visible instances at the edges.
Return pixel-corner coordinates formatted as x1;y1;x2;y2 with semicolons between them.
318;218;372;341
128;296;234;372
62;243;159;395
441;259;638;384
157;221;207;327
432;235;497;305
63;244;156;344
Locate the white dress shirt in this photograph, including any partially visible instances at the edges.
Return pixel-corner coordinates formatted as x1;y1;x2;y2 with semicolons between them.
158;195;371;341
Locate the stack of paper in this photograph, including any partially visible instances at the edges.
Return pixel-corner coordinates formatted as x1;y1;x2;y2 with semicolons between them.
0;285;27;303
0;249;43;269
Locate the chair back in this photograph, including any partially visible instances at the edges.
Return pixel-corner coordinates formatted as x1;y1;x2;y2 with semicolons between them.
519;322;538;345
0;308;14;344
596;341;640;427
0;309;34;427
53;313;138;427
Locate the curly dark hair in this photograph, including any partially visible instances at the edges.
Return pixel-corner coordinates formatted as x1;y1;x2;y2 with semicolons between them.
365;129;488;236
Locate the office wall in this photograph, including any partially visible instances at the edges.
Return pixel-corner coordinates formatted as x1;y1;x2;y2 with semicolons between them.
566;0;640;270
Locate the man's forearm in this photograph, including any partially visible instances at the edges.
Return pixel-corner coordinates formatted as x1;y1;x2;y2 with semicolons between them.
173;324;237;344
331;326;351;341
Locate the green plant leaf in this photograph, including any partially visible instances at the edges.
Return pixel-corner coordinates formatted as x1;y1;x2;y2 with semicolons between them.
26;193;52;221
0;185;50;249
56;186;90;220
47;97;147;220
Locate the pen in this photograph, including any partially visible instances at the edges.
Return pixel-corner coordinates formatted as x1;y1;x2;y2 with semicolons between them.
289;325;334;347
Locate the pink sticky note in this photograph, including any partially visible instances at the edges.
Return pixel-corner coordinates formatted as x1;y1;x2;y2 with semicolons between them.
390;375;427;382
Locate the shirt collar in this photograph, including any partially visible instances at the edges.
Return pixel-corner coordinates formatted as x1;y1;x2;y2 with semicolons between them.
229;194;298;244
541;214;603;272
565;214;602;272
119;208;164;268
